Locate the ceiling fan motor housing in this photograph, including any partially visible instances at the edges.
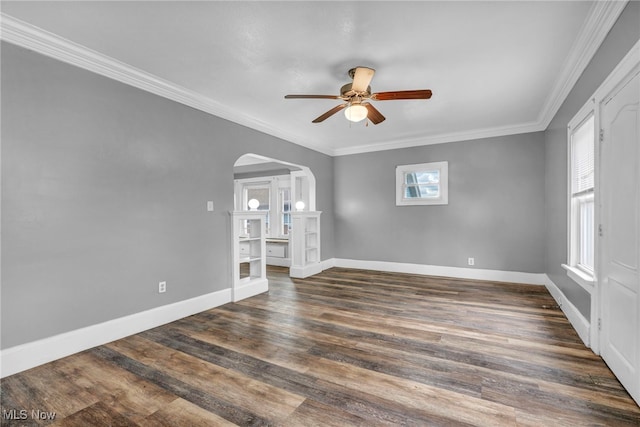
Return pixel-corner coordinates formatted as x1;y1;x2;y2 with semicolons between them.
340;83;371;98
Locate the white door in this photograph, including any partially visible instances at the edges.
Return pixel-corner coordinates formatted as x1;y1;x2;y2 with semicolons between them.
599;68;640;405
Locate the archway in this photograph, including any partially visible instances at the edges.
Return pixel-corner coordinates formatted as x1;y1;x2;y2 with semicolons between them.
232;153;318;281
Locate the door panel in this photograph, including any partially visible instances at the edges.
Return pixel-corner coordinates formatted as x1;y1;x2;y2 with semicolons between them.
609;107;639;269
609;277;636;369
600;68;639;405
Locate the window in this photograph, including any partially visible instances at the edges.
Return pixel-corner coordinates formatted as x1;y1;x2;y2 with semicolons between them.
280;187;291;236
567;111;595;280
235;175;292;238
396;161;448;206
244;184;271;234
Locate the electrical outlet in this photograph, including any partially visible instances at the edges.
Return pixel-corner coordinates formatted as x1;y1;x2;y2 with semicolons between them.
159;281;167;293
207;201;214;212
468;257;475;266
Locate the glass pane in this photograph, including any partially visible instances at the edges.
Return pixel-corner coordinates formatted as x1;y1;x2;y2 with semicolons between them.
579;198;594;271
281;190;291;212
282;213;291;235
405;170;439;185
239;262;250;280
280;188;291;236
404;181;421;198
246;187;270;233
246;187;270;211
404;184;440;199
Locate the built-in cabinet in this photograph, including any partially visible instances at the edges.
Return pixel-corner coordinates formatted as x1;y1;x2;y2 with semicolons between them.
230;211;268;302
234;175;292;267
290;211;322;278
233;169;322;278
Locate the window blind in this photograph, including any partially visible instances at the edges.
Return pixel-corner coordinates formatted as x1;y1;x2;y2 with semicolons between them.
571;115;595;195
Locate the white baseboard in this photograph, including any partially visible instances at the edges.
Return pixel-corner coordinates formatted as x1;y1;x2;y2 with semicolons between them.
266;257;290;267
329;258;547;285
544;275;591;347
233;278;268;302
321;258;336;271
290;262;324;278
0;288;232;378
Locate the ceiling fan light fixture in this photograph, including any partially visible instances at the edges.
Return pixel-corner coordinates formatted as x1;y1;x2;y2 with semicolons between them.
284;66;431;124
344;104;368;122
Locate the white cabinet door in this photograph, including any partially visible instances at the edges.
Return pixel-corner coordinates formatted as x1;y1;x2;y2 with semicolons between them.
266;243;286;258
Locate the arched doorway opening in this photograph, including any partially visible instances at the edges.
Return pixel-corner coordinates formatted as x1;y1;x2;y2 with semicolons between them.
232;153;318;282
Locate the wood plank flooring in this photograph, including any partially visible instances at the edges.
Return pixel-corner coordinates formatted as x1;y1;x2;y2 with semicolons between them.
2;267;639;426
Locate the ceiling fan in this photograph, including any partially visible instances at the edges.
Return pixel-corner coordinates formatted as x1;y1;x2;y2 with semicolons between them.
284;66;432;125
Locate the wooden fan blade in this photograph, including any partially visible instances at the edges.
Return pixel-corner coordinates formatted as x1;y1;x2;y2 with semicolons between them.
371;89;432;101
364;103;386;125
285;94;341;99
351;67;375;93
312;103;347;123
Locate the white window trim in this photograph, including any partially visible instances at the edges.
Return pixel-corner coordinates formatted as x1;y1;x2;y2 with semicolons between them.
396;161;448;206
562;263;596;294
566;99;596;289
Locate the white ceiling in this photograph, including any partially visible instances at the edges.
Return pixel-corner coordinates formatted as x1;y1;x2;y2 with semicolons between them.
0;1;623;156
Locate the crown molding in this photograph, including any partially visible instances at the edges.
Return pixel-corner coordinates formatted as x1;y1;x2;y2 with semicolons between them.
0;1;627;157
0;13;334;156
331;120;545;156
335;0;629;157
536;0;628;128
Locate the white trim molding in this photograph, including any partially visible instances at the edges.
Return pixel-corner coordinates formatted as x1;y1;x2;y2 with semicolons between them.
332;120;544;156
544;275;591;347
290;263;324;279
321;258;337;271
233;278;268;302
537;0;629;129
562;264;596;294
593;37;640;102
0;288;232;378
0;13;332;157
0;2;627;157
330;258;547;285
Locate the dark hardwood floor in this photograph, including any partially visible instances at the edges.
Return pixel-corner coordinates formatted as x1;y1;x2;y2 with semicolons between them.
2;267;639;426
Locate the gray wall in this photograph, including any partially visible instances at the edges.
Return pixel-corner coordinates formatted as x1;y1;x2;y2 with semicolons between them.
544;1;640;319
3;1;638;351
334;132;546;273
1;42;334;348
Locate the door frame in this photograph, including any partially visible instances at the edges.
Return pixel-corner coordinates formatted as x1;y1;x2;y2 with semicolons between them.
588;40;640;407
